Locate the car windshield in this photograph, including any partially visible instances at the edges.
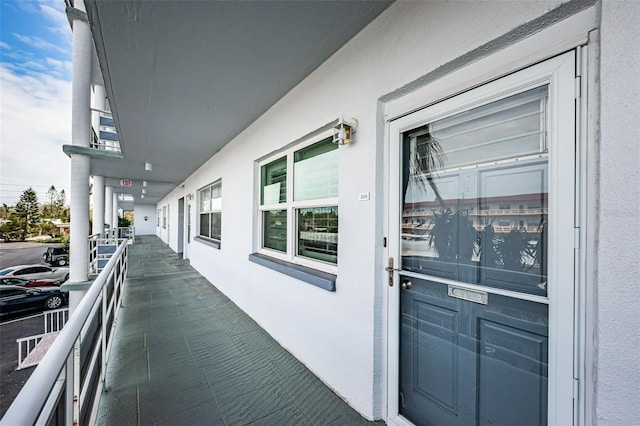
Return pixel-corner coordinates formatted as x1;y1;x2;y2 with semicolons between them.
0;268;16;276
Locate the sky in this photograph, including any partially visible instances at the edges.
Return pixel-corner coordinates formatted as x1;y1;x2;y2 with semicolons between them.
0;0;72;206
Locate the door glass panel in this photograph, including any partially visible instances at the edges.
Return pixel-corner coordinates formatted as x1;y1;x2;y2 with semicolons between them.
401;85;549;296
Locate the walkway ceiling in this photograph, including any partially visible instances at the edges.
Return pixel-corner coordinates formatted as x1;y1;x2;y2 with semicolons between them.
84;0;393;206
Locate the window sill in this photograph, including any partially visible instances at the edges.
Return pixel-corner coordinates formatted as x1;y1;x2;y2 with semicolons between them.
194;236;221;249
248;253;336;292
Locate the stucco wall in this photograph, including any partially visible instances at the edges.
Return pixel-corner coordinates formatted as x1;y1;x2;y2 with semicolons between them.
596;1;640;424
133;204;157;235
154;0;605;419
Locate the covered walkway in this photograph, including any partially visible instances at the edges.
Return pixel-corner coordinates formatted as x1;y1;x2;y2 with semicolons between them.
96;236;379;425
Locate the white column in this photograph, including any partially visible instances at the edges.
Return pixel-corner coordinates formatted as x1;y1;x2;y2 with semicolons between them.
112;192;119;233
92;176;105;236
68;0;92;311
105;186;113;234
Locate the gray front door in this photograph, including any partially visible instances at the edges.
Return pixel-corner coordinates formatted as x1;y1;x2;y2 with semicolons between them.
397;83;554;426
399;276;548;426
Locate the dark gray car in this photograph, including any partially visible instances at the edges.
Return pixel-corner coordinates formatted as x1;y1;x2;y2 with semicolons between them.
43;247;69;266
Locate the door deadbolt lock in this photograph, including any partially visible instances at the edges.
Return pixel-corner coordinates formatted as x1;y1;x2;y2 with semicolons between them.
401;280;412;290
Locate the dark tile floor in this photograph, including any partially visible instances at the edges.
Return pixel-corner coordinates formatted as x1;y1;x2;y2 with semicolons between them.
96;236;382;426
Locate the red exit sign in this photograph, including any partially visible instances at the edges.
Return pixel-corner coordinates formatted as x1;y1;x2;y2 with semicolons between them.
120;179;132;187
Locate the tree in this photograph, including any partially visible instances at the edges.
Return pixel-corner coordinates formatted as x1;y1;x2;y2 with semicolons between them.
14;188;40;239
53;189;67;219
0;220;20;242
118;216;131;227
47;185;57;214
0;203;10;220
39;220;57;237
56;190;66;211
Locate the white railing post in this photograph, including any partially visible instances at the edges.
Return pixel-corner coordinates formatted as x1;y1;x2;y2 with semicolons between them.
101;283;107;385
18;344;23;371
65;349;74;426
73;340;81;425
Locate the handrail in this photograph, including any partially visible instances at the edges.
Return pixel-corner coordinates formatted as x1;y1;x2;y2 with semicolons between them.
1;239;128;425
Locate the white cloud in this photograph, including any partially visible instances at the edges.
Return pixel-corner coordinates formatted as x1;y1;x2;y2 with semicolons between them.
0;41;10;50
40;4;72;43
13;33;68;56
46;58;72;77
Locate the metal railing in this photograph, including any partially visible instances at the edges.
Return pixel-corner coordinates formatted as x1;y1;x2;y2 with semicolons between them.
89;227;133;274
45;308;69;333
1;239;128;426
16;308;70;370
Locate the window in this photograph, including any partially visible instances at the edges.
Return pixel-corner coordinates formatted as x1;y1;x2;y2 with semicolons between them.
1;288;26;297
498;203;511;210
498;219;511;227
162;206;167;228
198;180;222;242
258;134;338;269
157;209;161;226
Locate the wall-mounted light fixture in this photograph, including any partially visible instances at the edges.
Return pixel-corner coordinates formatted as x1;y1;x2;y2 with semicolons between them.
142;180;148;187
332;117;357;145
141;194;145;199
144;162;153;171
141;188;147;194
186;193;193;201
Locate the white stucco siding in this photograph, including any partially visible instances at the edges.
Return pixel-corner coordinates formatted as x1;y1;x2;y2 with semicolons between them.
157;1;586;418
597;1;640;424
133;204;157;235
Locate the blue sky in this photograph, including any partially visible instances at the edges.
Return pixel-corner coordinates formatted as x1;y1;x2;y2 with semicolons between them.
0;0;72;206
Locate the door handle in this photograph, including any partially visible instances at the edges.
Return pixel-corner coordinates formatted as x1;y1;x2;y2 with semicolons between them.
401;280;412;290
385;257;397;287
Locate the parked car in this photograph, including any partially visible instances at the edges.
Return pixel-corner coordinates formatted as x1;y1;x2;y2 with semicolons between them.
0;277;61;287
0;285;67;318
43;246;69;266
0;265;69;283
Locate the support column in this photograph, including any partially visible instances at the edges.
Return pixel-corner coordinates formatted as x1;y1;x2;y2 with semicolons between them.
92;176;105;236
112;192;119;233
67;0;92;312
105;186;113;234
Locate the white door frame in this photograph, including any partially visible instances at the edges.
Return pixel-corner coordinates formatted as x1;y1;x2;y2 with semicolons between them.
385;52;577;426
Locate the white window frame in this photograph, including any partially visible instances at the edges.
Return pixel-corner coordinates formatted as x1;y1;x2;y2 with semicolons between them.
257;129;338;274
162;206;167;229
197;180;222;243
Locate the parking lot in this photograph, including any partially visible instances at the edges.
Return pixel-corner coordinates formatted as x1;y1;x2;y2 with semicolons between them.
0;241;63;270
0;242;66;418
